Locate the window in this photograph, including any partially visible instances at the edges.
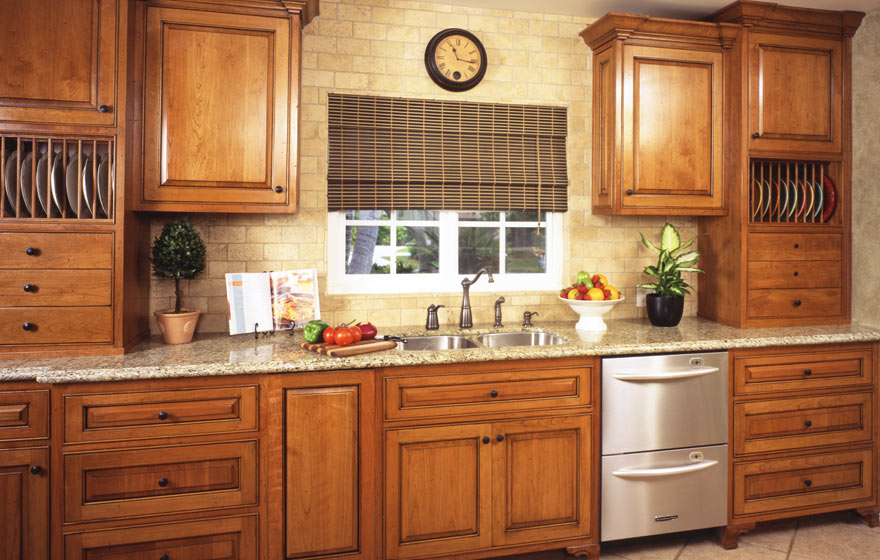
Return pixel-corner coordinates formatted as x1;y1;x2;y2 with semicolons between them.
327;210;562;294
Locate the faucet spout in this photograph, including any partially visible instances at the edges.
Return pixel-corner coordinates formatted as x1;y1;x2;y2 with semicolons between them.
460;268;494;328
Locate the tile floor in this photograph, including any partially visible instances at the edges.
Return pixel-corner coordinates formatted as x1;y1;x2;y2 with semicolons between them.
503;511;880;560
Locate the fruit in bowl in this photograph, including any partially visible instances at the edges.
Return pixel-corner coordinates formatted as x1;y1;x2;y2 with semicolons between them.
558;272;624;331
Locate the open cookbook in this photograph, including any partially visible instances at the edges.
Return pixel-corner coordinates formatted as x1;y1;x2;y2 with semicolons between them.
225;269;320;335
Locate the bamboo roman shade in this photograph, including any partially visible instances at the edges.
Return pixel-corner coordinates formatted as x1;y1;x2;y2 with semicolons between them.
327;93;568;212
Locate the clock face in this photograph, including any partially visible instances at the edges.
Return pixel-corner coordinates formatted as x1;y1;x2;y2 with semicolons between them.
425;29;487;91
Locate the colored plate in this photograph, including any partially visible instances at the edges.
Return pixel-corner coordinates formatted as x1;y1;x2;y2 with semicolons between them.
81;155;94;216
19;152;35;215
813;178;824;220
778;177;789;220
97;153;110;217
788;180;798;219
823;175;837;222
4;150;18;215
50;152;66;215
752;175;763;219
34;151;51;215
66;154;82;217
762;179;772;219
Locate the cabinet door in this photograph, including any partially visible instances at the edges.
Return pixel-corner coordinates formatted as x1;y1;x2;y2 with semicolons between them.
0;0;117;126
141;6;293;211
0;447;49;560
385;424;493;559
491;415;592;546
621;45;723;213
748;33;842;154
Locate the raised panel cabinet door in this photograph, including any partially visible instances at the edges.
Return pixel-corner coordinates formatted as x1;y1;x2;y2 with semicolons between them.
621;45;724;212
285;386;360;559
141;6;292;210
491;415;591;546
385;424;493;559
591;46;617;212
0;447;49;560
0;0;117;126
749;33;842;154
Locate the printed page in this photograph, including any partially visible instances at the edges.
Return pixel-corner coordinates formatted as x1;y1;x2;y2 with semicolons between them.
269;268;321;330
225;272;273;335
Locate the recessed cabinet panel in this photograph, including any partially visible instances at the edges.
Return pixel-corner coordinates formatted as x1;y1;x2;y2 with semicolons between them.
749;33;842;154
0;447;49;560
0;0;118;126
141;6;292;211
592;47;615;211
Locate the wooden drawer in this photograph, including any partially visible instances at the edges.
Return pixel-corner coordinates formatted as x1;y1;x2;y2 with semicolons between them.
0;390;49;440
0;269;112;307
0;232;112;269
64;386;258;443
734;392;872;456
0;307;112;345
64;441;258;522
747;261;842;290
385;366;591;421
64;515;258;560
733;449;873;518
734;347;873;395
747;288;842;319
748;233;841;262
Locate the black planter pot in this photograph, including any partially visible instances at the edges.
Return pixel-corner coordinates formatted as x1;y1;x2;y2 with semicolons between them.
646;294;685;327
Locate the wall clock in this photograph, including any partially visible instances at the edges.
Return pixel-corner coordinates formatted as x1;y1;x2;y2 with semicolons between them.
424;28;487;92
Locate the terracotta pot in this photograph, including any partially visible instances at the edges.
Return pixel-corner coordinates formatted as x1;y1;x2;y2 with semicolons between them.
154;309;200;344
646;294;684;327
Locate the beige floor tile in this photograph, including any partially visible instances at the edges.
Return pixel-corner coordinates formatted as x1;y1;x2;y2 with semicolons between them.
678;538;789;559
600;534;688;560
789;512;880;560
738;519;797;554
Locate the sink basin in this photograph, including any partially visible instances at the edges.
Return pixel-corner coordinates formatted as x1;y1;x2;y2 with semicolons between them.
475;332;565;348
396;335;481;351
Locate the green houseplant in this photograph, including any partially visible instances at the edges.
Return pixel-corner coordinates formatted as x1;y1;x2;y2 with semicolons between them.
150;217;207;344
638;223;703;327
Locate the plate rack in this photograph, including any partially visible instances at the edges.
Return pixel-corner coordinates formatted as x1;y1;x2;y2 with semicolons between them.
749;159;837;225
0;134;115;221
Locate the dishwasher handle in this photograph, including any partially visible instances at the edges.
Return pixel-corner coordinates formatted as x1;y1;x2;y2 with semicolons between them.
612;460;718;478
612;366;719;381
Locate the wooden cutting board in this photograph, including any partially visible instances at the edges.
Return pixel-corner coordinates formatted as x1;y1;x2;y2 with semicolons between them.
301;339;397;357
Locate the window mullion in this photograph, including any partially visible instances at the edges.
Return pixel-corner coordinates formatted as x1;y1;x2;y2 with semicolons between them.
441;211;458;280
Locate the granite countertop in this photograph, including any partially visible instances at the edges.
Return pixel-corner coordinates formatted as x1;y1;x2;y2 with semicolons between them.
2;317;880;384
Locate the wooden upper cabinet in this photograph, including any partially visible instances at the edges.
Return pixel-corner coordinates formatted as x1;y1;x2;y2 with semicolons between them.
748;33;842;154
137;4;299;212
582;15;735;215
0;0;118;127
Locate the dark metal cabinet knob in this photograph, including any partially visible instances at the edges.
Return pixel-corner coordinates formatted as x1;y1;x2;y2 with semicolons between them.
490;390;499;398
99;105;111;113
793;299;802;307
804;369;812;376
160;555;169;560
804;420;813;428
274;185;283;193
496;434;504;442
157;411;169;420
793;243;799;249
23;283;36;292
626;189;633;195
158;478;169;487
30;465;42;475
25;247;38;256
752;132;760;139
793;271;799;277
482;436;490;444
22;322;35;331
804;479;813;487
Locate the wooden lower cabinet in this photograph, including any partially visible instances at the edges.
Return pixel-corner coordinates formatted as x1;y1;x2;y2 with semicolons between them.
385;414;593;559
0;447;49;560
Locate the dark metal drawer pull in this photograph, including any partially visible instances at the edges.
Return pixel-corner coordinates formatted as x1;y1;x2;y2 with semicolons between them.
158;478;169;487
25;247;38;256
482;436;490;444
30;465;41;475
490;390;499;398
804;420;812;428
157;411;169;420
22;322;35;331
793;300;802;307
23;283;36;292
804;369;812;376
496;434;504;442
804;479;813;487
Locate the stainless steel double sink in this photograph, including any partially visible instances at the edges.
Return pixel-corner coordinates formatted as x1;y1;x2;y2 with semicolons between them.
394;331;564;351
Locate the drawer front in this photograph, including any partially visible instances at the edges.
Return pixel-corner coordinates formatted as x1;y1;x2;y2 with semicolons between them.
0;232;112;269
0;390;49;440
747;261;842;290
385;366;592;420
64;386;258;443
734;392;872;456
64;515;258;560
733;449;873;517
748;233;841;262
0;269;111;306
747;288;842;319
64;441;258;522
734;348;873;395
0;307;112;344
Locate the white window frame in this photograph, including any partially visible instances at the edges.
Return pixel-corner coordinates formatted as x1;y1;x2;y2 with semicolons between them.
327;211;563;295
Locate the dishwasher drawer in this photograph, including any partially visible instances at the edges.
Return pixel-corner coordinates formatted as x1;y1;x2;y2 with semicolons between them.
601;445;727;542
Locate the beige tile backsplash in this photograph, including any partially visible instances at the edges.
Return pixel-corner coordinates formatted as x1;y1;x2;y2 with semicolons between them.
148;0;701;334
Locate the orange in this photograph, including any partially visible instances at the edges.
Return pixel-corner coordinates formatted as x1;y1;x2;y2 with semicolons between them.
567;289;580;300
606;285;620;300
595;273;608;286
587;287;605;301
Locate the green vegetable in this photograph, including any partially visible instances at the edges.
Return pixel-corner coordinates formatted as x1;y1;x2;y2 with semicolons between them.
638;223;704;297
575;270;594;288
304;319;330;343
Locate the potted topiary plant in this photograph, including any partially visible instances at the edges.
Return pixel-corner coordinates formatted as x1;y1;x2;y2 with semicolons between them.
638;223;703;327
151;216;207;344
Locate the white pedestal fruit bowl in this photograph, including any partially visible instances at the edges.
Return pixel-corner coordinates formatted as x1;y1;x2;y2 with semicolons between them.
561;296;624;332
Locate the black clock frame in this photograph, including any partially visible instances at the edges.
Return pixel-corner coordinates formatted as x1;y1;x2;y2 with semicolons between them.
424;28;488;92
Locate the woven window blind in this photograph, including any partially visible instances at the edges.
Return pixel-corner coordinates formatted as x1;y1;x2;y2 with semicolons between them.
327;93;568;212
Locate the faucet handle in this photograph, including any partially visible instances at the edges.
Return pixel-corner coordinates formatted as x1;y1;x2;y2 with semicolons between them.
523;311;539;327
426;304;445;330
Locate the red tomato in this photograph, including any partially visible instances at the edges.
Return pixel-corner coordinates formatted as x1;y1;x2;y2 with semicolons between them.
350;325;363;343
335;327;354;346
322;327;337;344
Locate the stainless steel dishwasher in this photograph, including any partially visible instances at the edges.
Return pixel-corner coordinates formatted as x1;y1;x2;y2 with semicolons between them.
601;352;728;542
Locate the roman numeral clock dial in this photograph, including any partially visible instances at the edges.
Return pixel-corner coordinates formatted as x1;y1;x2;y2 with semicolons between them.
425;29;487;92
